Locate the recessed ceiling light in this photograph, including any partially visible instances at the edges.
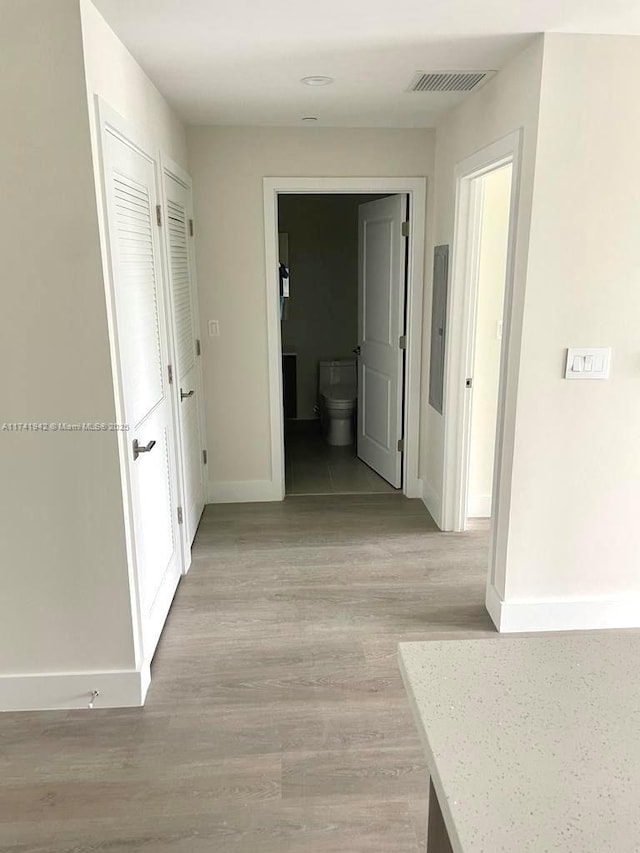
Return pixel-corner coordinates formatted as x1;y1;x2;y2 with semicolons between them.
301;76;334;87
302;116;318;122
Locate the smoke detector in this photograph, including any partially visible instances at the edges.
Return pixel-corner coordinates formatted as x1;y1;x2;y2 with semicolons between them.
408;70;496;93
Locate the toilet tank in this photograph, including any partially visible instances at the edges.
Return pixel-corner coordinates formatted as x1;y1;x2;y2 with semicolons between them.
319;359;356;392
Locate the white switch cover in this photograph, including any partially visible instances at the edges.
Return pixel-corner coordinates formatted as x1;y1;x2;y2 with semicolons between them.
208;320;220;337
564;347;611;379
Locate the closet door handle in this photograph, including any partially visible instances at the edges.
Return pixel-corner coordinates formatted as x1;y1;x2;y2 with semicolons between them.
180;388;195;401
353;346;361;356
133;439;156;461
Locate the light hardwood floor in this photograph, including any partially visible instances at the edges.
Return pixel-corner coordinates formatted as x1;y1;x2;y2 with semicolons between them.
1;495;495;852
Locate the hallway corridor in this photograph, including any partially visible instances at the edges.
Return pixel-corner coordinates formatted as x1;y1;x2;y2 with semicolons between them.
2;495;494;852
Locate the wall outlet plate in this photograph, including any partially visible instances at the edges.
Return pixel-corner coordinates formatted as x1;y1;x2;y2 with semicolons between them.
564;347;611;380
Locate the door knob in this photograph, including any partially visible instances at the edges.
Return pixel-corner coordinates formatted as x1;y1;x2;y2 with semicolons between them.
353;346;361;356
180;388;195;401
133;439;156;461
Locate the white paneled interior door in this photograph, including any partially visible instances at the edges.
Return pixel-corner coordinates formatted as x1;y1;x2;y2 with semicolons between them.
162;165;206;547
357;195;407;488
102;126;183;659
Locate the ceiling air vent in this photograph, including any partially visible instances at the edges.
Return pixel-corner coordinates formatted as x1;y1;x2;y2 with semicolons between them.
408;70;496;93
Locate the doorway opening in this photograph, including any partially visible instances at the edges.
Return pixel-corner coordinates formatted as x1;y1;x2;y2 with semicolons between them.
441;131;521;600
278;193;404;496
466;163;512;522
264;178;427;502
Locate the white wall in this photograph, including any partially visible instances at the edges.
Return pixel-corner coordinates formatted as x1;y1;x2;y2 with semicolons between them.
187;127;434;494
0;0;135;677
79;0;188;168
0;0;190;708
279;194;373;420
421;37;543;542
501;34;640;613
467;165;512;518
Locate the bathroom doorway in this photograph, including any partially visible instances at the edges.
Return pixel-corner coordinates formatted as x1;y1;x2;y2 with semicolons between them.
264;177;427;501
278;193;402;496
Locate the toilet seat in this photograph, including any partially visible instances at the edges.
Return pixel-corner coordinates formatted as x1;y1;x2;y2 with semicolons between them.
320;382;356;406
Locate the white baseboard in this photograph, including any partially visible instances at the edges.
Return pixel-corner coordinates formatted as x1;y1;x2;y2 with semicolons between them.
420;477;443;529
404;474;421;500
485;583;503;630
486;583;640;633
207;479;284;504
0;665;151;712
467;493;492;518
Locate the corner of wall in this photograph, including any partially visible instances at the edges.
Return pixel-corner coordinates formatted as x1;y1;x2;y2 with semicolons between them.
79;0;189;169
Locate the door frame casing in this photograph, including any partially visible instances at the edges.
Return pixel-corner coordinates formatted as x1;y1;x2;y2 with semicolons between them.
263;177;427;499
160;154;208;570
441;131;522;591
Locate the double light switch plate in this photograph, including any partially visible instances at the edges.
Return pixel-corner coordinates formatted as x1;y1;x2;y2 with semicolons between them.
564;347;611;380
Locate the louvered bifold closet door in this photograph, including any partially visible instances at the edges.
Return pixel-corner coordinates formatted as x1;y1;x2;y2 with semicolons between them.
102;127;183;660
163;168;205;547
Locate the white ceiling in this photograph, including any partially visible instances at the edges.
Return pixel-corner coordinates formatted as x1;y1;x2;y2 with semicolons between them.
92;0;640;127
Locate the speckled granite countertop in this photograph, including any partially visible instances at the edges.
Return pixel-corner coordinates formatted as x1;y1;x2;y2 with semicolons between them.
399;634;640;852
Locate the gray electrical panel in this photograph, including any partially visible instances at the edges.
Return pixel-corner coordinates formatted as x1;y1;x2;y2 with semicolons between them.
428;244;449;414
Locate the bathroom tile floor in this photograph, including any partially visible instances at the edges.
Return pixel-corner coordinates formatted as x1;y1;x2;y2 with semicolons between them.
285;420;398;496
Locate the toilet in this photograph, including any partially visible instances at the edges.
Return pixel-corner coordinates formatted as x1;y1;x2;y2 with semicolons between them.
319;359;357;446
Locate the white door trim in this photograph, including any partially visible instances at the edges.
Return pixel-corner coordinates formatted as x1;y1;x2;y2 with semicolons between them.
160;154;208;570
263;177;427;499
441;132;522;582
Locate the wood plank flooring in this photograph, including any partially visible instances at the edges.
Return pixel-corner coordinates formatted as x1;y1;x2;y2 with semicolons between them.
0;494;495;852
